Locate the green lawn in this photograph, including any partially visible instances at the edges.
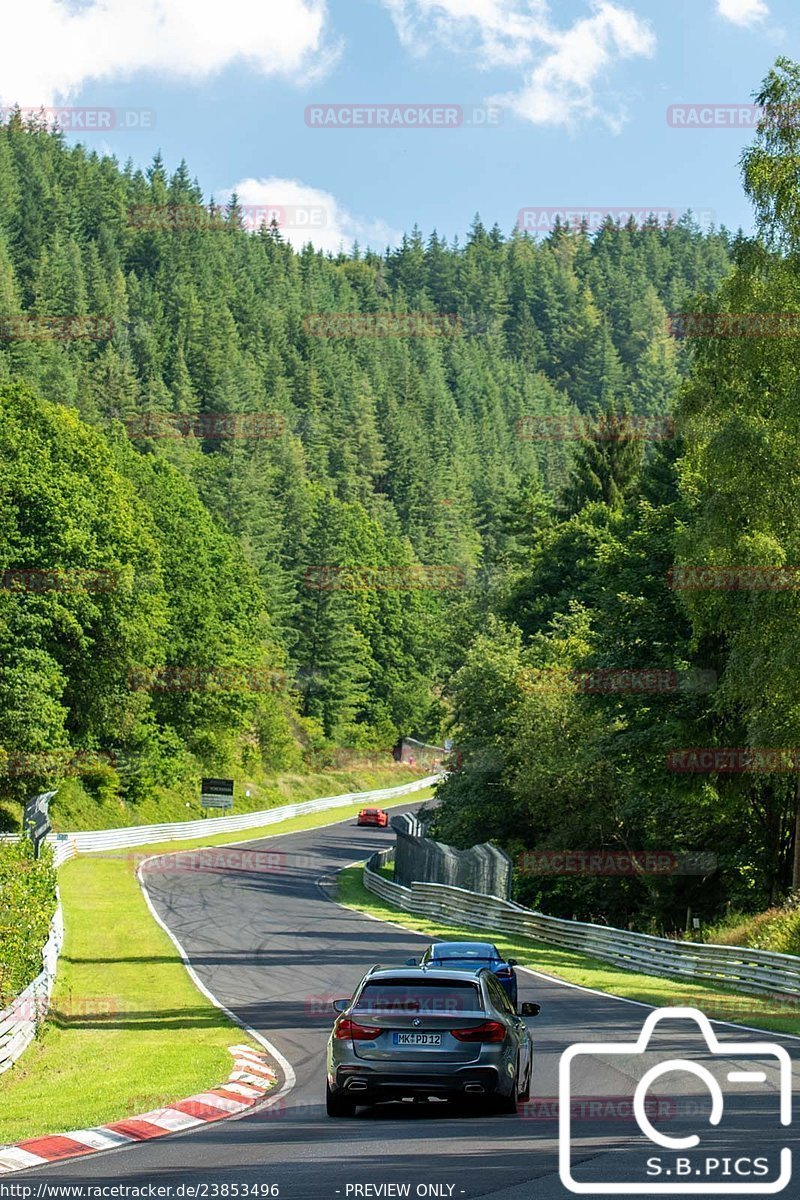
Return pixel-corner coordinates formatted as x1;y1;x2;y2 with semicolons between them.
337;866;800;1038
0;788;432;1145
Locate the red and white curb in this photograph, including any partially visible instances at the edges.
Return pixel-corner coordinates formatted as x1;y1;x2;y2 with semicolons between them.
0;1044;277;1175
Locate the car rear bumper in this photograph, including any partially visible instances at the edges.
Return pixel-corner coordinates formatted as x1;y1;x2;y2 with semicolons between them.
331;1064;506;1100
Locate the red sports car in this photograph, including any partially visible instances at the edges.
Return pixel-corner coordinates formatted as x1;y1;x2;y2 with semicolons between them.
357;807;389;827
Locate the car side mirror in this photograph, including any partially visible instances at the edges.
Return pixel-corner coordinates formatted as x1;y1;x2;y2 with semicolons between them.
332;998;350;1013
405;957;418;966
520;1002;540;1017
507;958;518;967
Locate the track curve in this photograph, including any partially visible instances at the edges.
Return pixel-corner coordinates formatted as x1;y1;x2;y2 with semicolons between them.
15;802;800;1199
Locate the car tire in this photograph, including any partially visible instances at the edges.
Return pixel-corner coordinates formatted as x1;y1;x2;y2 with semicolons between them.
495;1090;518;1115
495;1064;520;1114
326;1082;357;1117
518;1060;531;1103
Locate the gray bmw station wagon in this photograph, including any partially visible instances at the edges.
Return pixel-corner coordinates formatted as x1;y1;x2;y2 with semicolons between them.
326;965;540;1116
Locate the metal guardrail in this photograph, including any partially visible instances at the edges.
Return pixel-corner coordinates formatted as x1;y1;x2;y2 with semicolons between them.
3;775;439;866
0;899;63;1076
0;774;437;1074
363;852;800;1003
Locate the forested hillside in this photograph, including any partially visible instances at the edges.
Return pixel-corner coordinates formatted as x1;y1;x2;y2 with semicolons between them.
0;106;732;830
433;60;800;937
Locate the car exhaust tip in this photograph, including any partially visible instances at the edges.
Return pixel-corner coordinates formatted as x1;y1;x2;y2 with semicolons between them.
464;1083;485;1094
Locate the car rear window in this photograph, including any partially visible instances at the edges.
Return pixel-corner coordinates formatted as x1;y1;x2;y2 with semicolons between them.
433;944;495;960
354;979;483;1015
433;956;492;967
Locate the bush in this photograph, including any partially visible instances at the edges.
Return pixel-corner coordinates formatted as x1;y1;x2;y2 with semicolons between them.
703;901;800;955
0;841;58;1007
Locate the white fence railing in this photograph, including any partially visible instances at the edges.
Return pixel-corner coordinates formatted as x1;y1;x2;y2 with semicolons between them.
363;853;800;1003
4;775;439;868
0;774;436;1073
0;898;63;1076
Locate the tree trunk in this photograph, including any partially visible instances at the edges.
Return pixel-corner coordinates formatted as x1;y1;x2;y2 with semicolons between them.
792;775;800;893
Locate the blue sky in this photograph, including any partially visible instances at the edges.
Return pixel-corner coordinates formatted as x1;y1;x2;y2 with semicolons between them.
3;0;798;250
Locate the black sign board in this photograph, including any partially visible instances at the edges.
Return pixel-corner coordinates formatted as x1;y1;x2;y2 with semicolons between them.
201;777;234;810
23;790;56;858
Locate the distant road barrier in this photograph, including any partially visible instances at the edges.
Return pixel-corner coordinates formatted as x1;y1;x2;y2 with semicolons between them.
363;850;800;1004
1;775;438;868
0;774;437;1073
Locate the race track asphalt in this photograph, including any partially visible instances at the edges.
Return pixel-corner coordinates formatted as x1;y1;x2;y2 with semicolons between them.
14;802;800;1199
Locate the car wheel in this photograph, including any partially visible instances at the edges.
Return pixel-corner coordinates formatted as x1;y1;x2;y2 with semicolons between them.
518;1059;531;1103
495;1063;520;1114
326;1082;357;1117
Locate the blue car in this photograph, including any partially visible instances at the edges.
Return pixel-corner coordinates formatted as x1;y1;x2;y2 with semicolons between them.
409;941;520;1010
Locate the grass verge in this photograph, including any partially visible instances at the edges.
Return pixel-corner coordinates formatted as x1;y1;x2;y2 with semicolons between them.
337;866;800;1039
0;786;432;1145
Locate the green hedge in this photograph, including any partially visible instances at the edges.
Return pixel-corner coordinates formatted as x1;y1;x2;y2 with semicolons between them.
0;841;58;1007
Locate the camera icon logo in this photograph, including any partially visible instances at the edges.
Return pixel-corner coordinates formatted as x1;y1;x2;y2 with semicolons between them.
559;1006;792;1194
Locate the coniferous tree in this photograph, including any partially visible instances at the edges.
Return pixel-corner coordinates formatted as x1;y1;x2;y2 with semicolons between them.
560;399;644;513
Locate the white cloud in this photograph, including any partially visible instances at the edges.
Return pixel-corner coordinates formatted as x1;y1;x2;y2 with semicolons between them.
383;0;553;69
0;0;335;108
215;177;401;252
716;0;769;26
382;0;655;130
494;2;656;129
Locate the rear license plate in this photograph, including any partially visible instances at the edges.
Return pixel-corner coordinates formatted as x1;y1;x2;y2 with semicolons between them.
392;1032;442;1047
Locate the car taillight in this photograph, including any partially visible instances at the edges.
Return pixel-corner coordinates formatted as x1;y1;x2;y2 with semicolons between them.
334;1018;381;1041
450;1021;506;1043
495;967;513;978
